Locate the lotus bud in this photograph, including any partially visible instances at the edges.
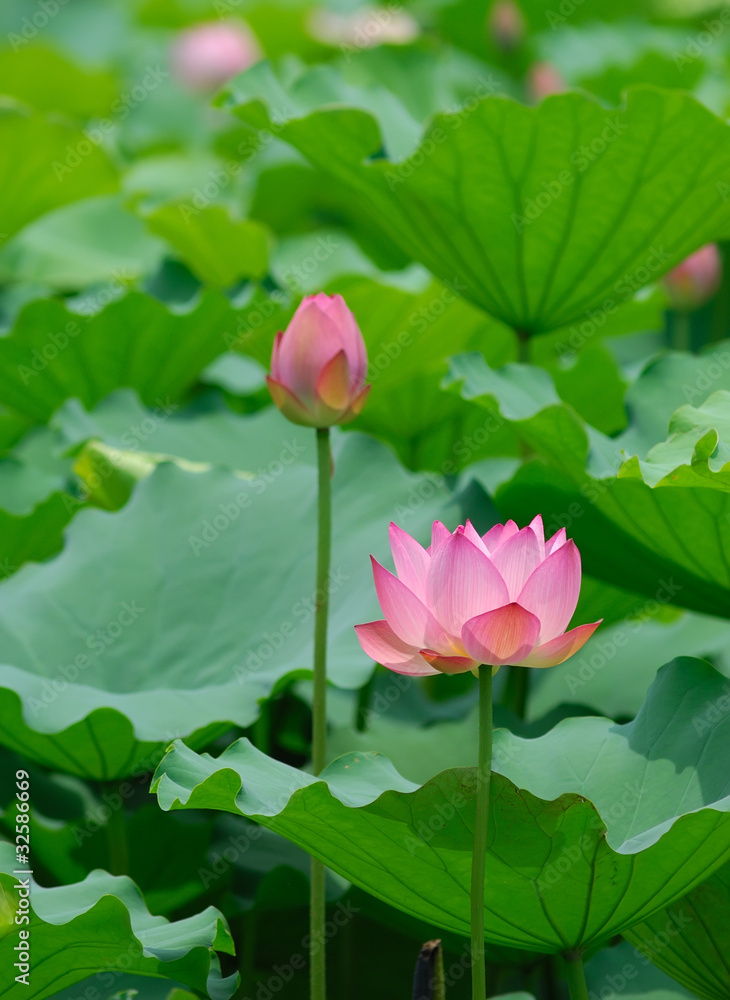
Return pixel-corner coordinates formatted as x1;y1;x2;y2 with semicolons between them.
267;293;370;428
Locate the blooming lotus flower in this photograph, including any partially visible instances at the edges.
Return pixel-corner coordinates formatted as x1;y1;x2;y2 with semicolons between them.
355;517;601;675
267;293;370;428
664;244;722;310
171;21;261;93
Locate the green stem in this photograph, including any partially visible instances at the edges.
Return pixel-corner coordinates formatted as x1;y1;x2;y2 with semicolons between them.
310;426;332;1000
471;665;493;1000
501;665;529;719
563;950;590;1000
105;784;128;876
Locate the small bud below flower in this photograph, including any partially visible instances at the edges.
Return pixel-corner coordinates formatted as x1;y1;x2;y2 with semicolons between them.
526;61;566;101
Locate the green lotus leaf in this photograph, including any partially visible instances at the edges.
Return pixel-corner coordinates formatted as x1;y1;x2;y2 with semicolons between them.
153;657;730;954
624;860;730;1000
447;351;730;616
0;425;451;779
224;65;730;331
0;290;244;424
0;105;117;243
0;842;236;1000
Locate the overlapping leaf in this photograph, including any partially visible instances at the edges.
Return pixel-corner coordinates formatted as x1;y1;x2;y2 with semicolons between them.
154;658;730;954
0;842;236;999
447;351;730;616
225;66;730;331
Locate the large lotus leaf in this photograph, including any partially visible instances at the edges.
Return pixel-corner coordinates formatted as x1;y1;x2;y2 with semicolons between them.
0;842;236;1000
0;426;452;779
0;106;117;242
0;290;244;424
447;353;730;617
224;65;730;331
624;861;730;1000
154;658;730;954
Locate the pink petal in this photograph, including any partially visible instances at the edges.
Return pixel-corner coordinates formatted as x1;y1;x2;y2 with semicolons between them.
545;527;567;555
355;620;438;676
313;293;368;385
276;300;343;403
462;602;541;666
516;539;581;643
316;349;351;410
517;620;602;668
425;530;509;639
481;523;503;553
389;523;430;600
266;376;316;426
490;526;542;601
463;520;490;556
430;520;451;551
419;649;477;674
488;519;519;554
371;557;448;649
528;514;545;560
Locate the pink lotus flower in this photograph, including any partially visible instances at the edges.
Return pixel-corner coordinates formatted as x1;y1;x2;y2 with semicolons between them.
267;293;370;428
355;517;601;675
171;21;261;93
488;0;526;52
664;244;722;310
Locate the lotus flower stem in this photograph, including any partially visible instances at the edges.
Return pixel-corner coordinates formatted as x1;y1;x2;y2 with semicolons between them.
563;950;590;1000
471;663;493;1000
311;425;332;1000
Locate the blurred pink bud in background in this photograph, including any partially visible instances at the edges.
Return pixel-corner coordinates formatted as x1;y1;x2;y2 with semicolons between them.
488;0;526;52
171;21;261;93
527;61;566;101
267;293;370;428
355;518;601;675
663;244;722;310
